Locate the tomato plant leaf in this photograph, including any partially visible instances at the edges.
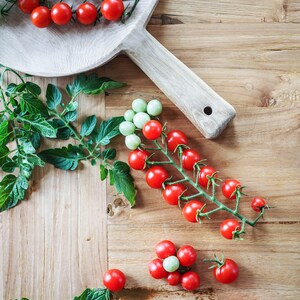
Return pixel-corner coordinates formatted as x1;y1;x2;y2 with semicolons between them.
100;164;108;181
38;144;84;171
0;145;9;166
80;115;97;137
73;287;111;300
102;148;116;160
46;84;62;110
20;93;49;118
0;119;9;147
26;82;41;96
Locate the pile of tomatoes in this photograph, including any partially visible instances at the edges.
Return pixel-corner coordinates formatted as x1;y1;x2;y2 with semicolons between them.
149;240;200;291
17;0;126;28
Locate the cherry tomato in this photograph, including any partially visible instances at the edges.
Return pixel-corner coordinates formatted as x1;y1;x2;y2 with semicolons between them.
182;149;201;171
251;197;266;212
182;200;206;223
103;269;126;292
220;219;241;240
167;130;188;152
162;184;185;206
155;240;176;259
167;271;181;286
101;0;124;21
76;2;98;25
198;166;217;188
51;2;72;26
18;0;39;14
222;179;241;200
213;259;239;284
142;120;162;140
31;6;51;28
128;149;149;170
145;166;168;189
181;271;200;291
177;245;197;267
148;258;168;279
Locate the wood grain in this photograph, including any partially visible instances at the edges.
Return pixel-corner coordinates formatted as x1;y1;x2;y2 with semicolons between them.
1;1;300;299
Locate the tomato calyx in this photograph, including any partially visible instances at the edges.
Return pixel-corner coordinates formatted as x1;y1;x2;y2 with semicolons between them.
203;253;226;269
230;184;247;200
195;203;209;223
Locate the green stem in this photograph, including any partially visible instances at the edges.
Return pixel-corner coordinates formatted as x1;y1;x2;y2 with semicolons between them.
181;192;203;201
167;178;189;185
61;92;80;115
147;161;173;165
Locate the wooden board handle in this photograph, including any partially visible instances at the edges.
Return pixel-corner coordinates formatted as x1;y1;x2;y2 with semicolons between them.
123;28;236;139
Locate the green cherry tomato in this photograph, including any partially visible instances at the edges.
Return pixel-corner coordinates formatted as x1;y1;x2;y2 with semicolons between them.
147;99;162;116
133;112;150;129
132;98;147;112
124;109;135;122
163;256;180;272
119;121;136;136
125;134;141;150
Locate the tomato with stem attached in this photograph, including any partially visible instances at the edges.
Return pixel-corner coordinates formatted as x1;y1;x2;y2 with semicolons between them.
18;0;39;14
143;120;162;140
155;240;176;259
220;219;241;240
183;200;206;223
251;197;266;212
128;149;149;170
177;245;197;267
213;258;239;284
31;6;51;28
148;258;168;279
198;166;217;188
101;0;124;21
76;2;98;25
162;184;185;206
103;269;126;292
145;166;168;189
167;130;188;152
51;2;72;26
222;179;241;200
182;149;201;171
181;271;200;291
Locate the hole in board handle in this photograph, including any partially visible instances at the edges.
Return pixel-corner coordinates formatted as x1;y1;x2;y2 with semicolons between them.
204;106;212;115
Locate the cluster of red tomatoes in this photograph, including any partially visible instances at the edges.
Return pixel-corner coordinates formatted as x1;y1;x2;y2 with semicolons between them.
149;240;200;291
17;0;125;28
128;122;268;240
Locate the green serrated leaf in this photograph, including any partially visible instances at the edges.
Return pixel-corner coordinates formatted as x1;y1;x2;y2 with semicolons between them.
64;110;77;122
0;120;9;146
19;93;49;118
0;145;9;166
46;84;62;110
109;169;114;186
65;101;78;113
74;287;111;300
2;160;17;173
100;164;108;181
38;144;84;171
102;148;116;160
30;132;41;149
80;115;97;137
21;140;36;154
50;119;72;140
112;161;136;206
27;154;45;167
26;82;41;95
5;83;17;96
96;116;124;146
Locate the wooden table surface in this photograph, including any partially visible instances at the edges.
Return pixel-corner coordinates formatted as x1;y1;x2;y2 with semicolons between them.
1;0;300;299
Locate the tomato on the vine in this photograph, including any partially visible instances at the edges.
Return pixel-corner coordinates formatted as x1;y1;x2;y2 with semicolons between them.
31;6;51;28
103;269;126;292
101;0;124;21
145;166;168;189
181;271;200;291
51;3;72;26
182;149;201;171
182;200;206;223
222;179;241;200
251;197;266;212
198;166;217;188
213;259;239;284
128;149;149;170
220;219;241;240
155;240;176;259
76;2;98;25
162;184;185;206
18;0;39;14
148;258;168;279
167;271;181;286
167;130;188;152
177;245;197;267
143;120;162;140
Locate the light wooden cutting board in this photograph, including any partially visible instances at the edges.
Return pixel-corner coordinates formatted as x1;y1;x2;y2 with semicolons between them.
1;0;300;299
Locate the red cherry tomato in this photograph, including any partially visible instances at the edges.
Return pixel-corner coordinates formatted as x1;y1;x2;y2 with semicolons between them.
145;166;168;189
148;258;168;279
182;149;201;171
213;259;239;284
167;130;188;152
167;271;181;286
181;271;200;291
155;240;176;259
102;269;126;292
222;179;241;200
251;197;266;212
182;200;206;223
128;149;149;170
76;2;98;25
51;2;72;26
177;245;197;267
31;6;51;28
101;0;124;21
198;166;217;188
18;0;39;14
220;219;241;240
142;120;162;140
162;184;185;206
